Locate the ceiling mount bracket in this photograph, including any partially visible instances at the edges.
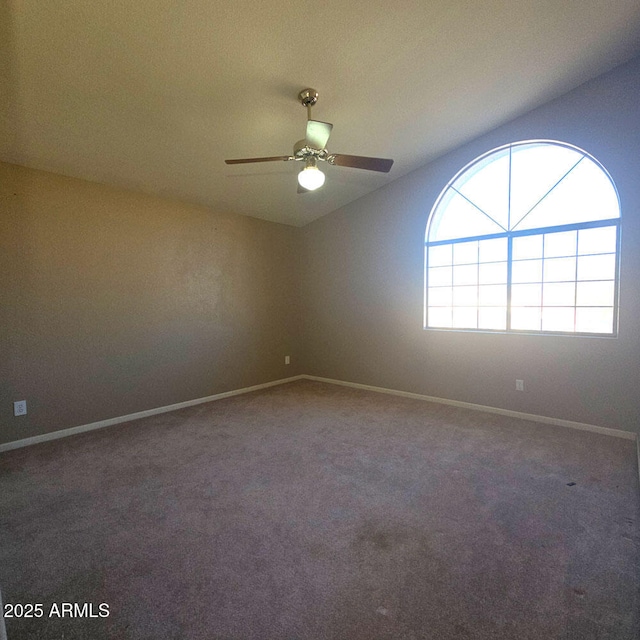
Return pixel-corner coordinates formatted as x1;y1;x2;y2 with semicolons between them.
298;88;319;108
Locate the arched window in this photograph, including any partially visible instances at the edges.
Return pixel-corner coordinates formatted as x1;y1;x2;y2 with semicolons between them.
424;141;620;335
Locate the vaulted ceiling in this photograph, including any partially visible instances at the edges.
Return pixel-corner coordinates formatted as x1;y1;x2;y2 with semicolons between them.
2;1;640;226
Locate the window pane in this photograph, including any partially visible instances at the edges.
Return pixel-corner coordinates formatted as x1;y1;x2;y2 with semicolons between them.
429;244;452;267
428;287;452;306
428;307;452;328
478;261;507;284
543;282;575;306
429;266;452;287
478;284;507;306
513;234;543;260
453;264;478;286
576;281;615;307
511;307;541;331
543;257;576;282
479;237;508;263
577;254;616;281
509;143;583;229
428;188;504;242
578;226;617;255
453;241;478;265
479;307;507;330
453;285;478;306
452;307;478;329
454;149;510;230
544;231;576;258
575;308;614;334
542;307;575;332
511;283;542;306
515;157;620;230
512;259;543;283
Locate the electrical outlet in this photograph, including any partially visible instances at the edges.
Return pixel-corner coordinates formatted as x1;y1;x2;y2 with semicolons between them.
14;400;27;416
515;379;524;391
284;355;290;365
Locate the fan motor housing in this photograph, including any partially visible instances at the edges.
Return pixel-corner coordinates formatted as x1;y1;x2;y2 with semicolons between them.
293;139;328;161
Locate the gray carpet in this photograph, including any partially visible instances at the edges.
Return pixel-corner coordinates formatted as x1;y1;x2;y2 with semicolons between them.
0;380;638;639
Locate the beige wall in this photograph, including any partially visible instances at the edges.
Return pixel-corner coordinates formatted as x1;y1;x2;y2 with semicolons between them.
0;163;301;444
299;56;640;434
2;57;639;447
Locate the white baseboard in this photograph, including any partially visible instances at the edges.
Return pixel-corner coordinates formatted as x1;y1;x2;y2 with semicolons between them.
1;373;636;454
0;375;305;453
301;375;637;441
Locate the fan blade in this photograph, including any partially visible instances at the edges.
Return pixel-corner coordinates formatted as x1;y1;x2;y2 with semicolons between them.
306;120;333;150
330;154;393;172
297;183;310;194
225;156;292;164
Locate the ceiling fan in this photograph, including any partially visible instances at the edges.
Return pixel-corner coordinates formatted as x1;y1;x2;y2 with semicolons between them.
225;88;394;192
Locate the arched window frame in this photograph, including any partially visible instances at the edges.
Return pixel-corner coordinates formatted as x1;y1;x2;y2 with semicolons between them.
424;140;621;336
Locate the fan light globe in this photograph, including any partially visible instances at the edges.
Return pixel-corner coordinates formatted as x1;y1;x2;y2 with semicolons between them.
298;165;325;190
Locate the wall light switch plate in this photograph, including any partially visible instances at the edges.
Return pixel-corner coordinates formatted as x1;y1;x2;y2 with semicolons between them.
14;400;27;416
285;356;290;365
516;380;524;391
